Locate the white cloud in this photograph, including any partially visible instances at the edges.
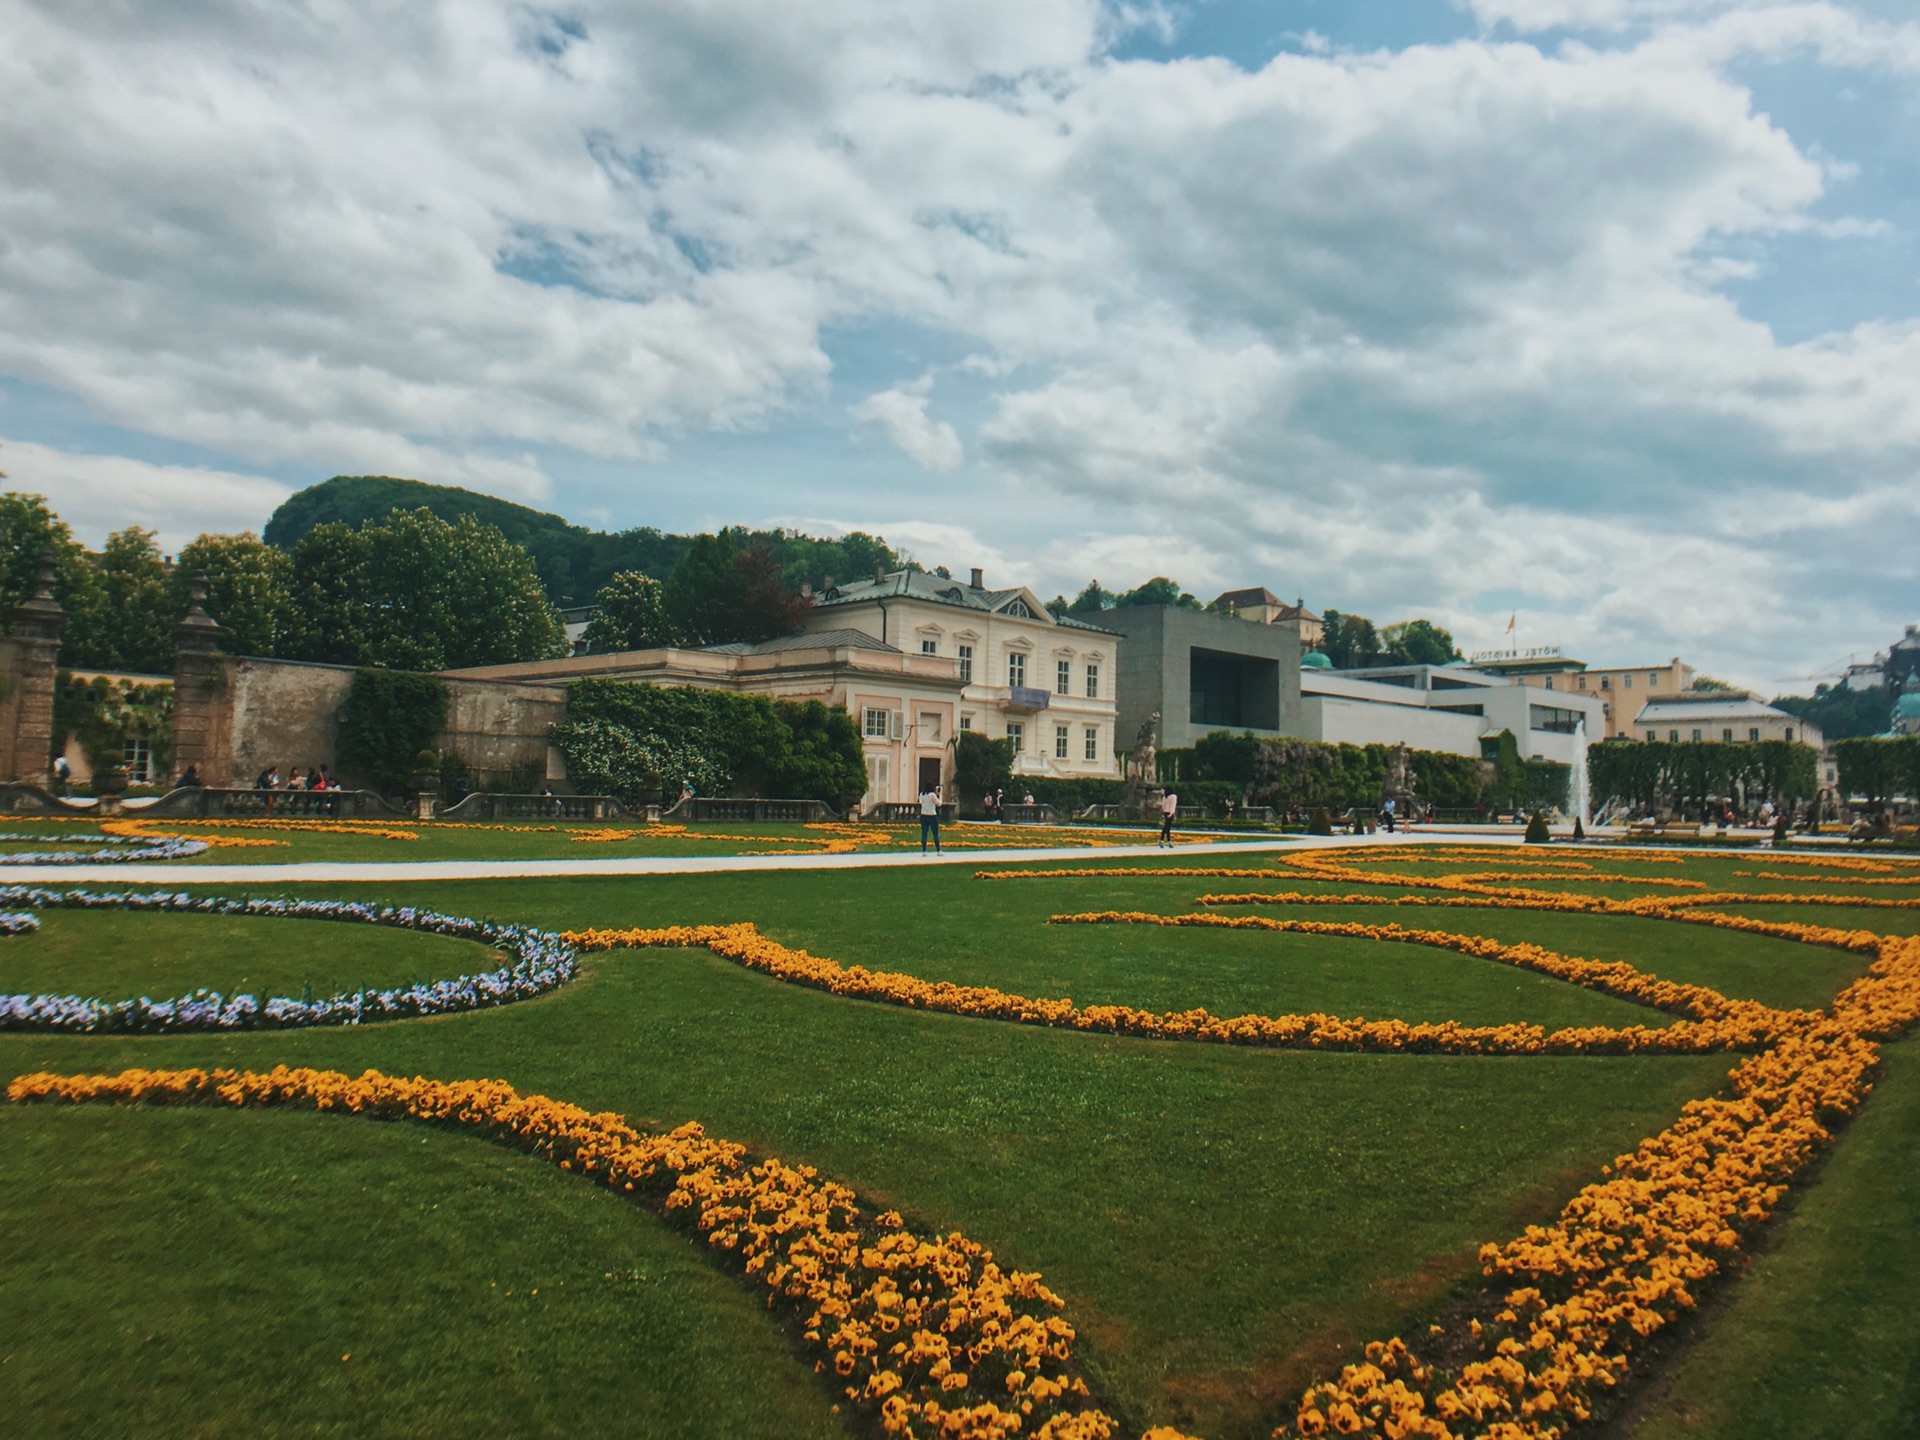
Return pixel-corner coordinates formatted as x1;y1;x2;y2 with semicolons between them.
0;0;1916;681
0;438;292;551
851;385;964;472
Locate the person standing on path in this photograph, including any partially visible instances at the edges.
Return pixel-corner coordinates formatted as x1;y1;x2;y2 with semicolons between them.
1159;789;1179;848
919;783;943;854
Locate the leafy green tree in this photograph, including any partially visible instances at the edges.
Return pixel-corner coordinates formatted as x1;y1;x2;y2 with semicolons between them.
953;730;1014;804
1690;675;1736;693
167;532;294;658
0;491;108;665
583;571;680;652
663;531;807;646
336;669;450;792
1319;609;1381;669
282;509;565;670
97;527;173;673
1115;576;1200;609
1772;684;1893;742
1381;618;1462;667
1065;580;1118;614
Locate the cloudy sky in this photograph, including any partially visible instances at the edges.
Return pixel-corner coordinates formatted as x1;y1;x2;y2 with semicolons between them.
2;0;1916;689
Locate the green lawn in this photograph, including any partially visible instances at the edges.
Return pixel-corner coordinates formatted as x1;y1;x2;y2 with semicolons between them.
0;816;1280;866
0;910;502;1001
1;847;1915;1439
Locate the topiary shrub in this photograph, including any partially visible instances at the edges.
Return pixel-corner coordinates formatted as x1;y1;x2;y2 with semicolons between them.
1525;812;1552;844
1308;805;1334;836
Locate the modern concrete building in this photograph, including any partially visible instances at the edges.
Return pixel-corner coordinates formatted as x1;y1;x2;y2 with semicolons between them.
1103;606;1600;763
1101;604;1300;752
1295;663;1604;765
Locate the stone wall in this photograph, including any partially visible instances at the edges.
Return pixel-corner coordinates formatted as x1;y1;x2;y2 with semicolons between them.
0;563;66;784
442;677;569;783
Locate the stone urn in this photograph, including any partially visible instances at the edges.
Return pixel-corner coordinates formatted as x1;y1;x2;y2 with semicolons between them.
90;767;130;798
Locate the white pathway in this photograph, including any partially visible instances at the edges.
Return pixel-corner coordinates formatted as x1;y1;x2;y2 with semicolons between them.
1;828;1523;887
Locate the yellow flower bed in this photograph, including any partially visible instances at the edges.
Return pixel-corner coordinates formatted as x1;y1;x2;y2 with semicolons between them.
7;1063;1118;1440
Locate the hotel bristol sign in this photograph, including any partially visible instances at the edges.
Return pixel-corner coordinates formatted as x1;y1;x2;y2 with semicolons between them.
1468;646;1563;664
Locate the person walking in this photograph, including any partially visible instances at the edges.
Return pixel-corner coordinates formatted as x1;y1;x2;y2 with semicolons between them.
1382;796;1396;833
918;782;943;854
1159;789;1179;848
51;754;71;794
995;787;1008;824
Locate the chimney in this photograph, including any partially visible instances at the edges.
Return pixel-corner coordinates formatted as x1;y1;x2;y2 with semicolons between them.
970;567;984;589
874;563;886;584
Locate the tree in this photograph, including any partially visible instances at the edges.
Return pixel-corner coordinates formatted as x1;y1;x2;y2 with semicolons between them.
1772;684;1893;742
0;491;108;666
1690;676;1736;693
582;571;680;652
1319;609;1381;669
663;531;808;647
1065;580;1117;614
282;508;566;670
1380;618;1462;667
1115;577;1200;609
954;730;1014;803
97;527;173;673
167;532;294;658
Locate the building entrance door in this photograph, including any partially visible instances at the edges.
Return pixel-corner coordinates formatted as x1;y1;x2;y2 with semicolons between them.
918;757;942;794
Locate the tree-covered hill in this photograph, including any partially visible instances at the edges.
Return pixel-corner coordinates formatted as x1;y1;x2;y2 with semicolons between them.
263;475;908;607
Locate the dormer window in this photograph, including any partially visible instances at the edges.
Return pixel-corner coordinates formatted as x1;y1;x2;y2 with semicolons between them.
1004;599;1032;619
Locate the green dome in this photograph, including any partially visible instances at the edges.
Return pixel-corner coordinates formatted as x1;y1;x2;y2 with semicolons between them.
1895;692;1920;720
1301;649;1333;669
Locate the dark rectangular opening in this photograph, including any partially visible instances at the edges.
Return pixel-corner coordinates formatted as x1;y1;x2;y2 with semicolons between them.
1189;649;1279;730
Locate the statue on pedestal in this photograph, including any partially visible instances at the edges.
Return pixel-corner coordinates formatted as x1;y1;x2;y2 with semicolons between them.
1122;711;1161;812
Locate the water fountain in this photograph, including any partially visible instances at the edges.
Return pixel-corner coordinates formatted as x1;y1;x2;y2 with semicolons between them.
1570;714;1592;831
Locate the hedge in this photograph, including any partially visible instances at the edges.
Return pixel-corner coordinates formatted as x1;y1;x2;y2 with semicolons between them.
1833;736;1920;802
337;669;448;792
1588;738;1818;811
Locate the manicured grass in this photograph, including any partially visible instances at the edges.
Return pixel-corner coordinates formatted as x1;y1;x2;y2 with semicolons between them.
2;847;1914;1438
0;1103;843;1440
0;817;1278;866
0;911;502;1001
1628;1038;1920;1440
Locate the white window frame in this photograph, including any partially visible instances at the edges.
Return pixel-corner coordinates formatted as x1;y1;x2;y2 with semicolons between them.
864;707;891;739
1054;724;1069;759
1085;664;1099;699
1006;722;1024;752
1055;659;1070;695
1007;652;1026;689
957;644;973;684
122;736;152;784
920;638;938;656
1084;727;1098;762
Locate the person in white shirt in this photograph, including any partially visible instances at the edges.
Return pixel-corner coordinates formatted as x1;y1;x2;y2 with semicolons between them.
919;784;943;854
1159;790;1178;848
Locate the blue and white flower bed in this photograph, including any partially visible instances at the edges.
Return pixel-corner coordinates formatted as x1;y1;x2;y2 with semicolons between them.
0;832;208;864
0;886;576;1034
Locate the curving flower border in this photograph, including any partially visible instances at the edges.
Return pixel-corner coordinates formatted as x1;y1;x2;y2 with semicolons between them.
0;886;574;1033
0;830;209;864
7;1064;1121;1440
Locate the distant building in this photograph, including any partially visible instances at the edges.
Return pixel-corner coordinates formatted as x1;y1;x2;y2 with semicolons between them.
801;567;1120;791
1892;692;1920;736
1106;607;1601;765
1209;588;1324;648
1516;657;1695;740
1632;693;1823;750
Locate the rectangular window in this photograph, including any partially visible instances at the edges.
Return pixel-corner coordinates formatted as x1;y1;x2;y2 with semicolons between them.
960;714;973;732
1647;730;1657;742
1576;674;1587;689
1692;729;1702;742
1006;722;1024;752
863;707;890;738
1723;728;1734;742
122;737;151;784
1648;673;1660;687
1084;727;1098;761
1785;727;1795;742
1544;677;1554;690
1749;728;1760;742
1670;730;1680;743
1007;652;1025;688
1600;675;1610;690
1056;659;1071;695
1085;664;1099;698
1623;674;1633;688
957;644;973;684
920;638;937;656
1054;724;1069;759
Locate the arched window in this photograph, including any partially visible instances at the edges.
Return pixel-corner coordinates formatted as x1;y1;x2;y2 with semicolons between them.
1003;599;1032;619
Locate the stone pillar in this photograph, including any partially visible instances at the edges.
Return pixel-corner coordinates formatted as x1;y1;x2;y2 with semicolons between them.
171;574;235;787
0;557;66;785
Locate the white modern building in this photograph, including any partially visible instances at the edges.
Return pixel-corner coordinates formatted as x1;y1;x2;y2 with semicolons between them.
1295;660;1606;764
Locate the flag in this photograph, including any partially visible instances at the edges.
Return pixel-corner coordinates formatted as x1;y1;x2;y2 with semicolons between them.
1505;613;1516;635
